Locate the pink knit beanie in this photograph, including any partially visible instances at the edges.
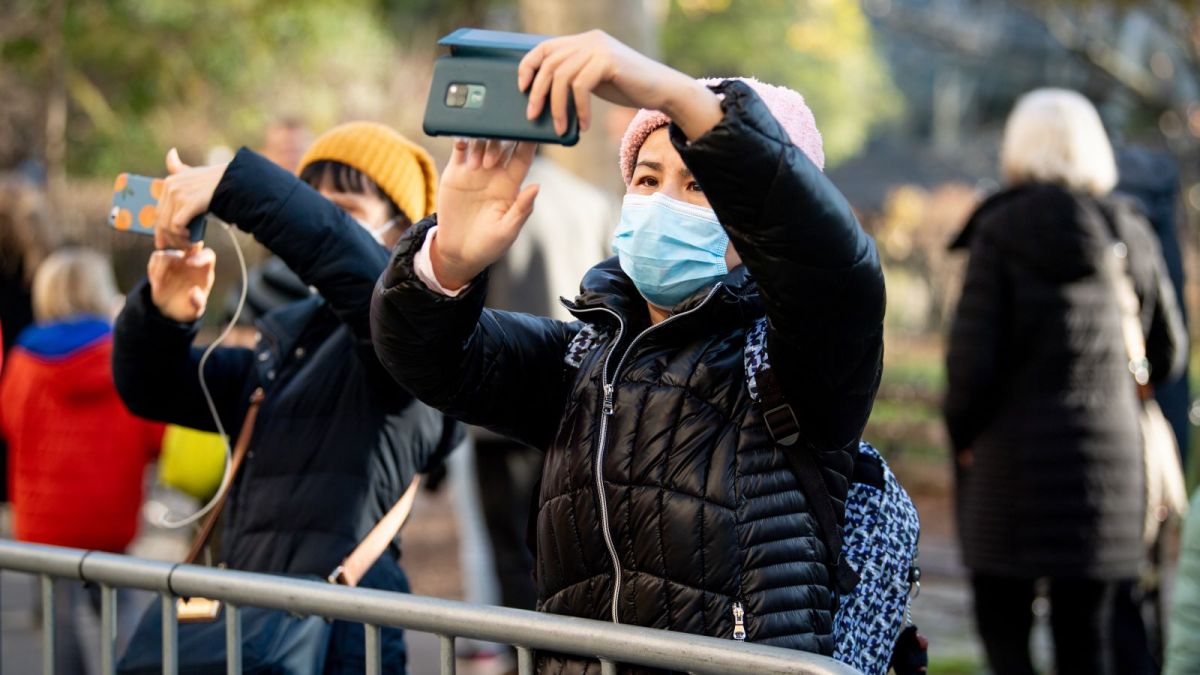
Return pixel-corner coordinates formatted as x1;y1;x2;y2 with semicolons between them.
618;77;824;184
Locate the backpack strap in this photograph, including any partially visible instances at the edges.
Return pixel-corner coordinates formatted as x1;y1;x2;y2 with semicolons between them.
746;319;858;594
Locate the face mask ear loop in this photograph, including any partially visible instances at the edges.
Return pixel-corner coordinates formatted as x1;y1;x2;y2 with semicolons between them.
373;218;396;240
356;217;395;246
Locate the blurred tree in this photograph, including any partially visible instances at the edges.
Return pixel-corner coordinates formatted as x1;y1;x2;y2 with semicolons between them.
376;0;505;35
0;0;404;180
661;0;902;166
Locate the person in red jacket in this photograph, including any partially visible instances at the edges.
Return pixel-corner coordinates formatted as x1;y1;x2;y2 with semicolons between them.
0;246;163;674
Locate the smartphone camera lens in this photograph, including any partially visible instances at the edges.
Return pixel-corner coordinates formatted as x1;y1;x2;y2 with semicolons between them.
446;83;469;108
446;83;486;109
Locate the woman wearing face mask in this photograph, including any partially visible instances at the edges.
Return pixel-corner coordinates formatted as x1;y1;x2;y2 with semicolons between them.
370;31;884;671
111;122;461;674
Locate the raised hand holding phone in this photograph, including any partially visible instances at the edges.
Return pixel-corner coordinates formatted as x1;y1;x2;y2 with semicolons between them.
146;149;225;322
431;30;723;290
147;247;216;323
153;148;226;251
517;29;722;140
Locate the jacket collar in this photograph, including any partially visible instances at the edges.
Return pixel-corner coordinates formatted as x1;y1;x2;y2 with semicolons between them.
562;256;762;333
253;296;330;366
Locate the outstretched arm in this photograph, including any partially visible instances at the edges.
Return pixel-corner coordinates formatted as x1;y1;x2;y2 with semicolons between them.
671;81;885;460
152;148;388;342
372;220;578;450
112;279;256;434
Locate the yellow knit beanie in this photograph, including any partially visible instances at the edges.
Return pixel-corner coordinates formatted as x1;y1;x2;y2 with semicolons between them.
297;121;437;221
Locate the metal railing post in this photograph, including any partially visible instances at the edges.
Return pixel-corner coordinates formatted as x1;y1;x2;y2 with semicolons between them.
364;624;381;675
439;635;455;674
600;659;618;675
161;593;177;675
225;603;241;675
100;584;117;675
516;646;534;675
40;575;55;675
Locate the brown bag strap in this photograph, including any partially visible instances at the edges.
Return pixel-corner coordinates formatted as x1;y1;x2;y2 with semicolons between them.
184;387;265;565
328;474;422;587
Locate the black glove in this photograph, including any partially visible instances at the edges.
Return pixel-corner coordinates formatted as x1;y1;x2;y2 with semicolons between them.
890;624;929;675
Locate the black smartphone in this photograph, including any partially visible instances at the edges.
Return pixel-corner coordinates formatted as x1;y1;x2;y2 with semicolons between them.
422;28;580;146
109;173;207;242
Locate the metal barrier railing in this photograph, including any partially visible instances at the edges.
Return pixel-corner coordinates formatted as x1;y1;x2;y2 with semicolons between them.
0;540;859;675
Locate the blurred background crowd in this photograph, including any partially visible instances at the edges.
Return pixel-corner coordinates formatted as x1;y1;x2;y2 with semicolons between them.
2;0;1200;672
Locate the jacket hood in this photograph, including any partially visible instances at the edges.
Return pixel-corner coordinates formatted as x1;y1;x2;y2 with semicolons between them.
12;317;114;400
564;256;762;332
950;183;1117;283
17;317;110;357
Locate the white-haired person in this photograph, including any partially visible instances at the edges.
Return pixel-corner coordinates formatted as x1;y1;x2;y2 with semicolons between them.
945;88;1186;674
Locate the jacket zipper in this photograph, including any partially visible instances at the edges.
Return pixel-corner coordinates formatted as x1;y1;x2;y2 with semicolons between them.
732;601;747;641
564;284;725;625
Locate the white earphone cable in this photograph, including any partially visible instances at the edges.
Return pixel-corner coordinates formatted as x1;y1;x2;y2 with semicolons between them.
157;218;249;529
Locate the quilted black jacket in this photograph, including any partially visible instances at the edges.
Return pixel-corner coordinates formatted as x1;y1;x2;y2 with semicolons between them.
946;184;1186;579
371;81;885;671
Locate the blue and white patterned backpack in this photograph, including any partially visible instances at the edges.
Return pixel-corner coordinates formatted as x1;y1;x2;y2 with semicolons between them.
744;318;922;674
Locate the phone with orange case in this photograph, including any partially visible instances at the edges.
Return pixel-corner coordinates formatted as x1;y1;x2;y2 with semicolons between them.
109;173;207;242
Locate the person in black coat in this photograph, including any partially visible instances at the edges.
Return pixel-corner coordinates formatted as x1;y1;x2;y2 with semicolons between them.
370;31;885;672
112;124;460;675
945;89;1187;675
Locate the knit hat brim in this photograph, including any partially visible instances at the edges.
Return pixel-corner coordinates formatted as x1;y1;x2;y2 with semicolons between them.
618;77;825;184
298;122;438;221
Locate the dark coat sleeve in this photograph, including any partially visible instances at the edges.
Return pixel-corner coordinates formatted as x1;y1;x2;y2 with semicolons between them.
370;219;579;450
944;219;1008;453
112;279;256;433
210;147;389;345
210;147;419;403
670;80;886;485
1125;210;1189;387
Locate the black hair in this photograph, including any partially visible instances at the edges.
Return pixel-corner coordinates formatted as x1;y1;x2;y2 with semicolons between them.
298;160;411;228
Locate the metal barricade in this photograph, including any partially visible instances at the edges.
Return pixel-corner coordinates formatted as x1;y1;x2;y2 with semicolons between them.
0;540;859;675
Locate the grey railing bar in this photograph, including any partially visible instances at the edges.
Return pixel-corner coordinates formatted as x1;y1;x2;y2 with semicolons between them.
517;645;534;675
165;566;851;674
0;542;857;675
161;592;177;675
40;575;54;675
601;659;618;675
79;552;174;592
439;634;455;675
225;602;241;675
100;584;117;675
365;623;381;675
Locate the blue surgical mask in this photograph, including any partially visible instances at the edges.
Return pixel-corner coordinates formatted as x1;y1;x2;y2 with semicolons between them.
612;192;729;309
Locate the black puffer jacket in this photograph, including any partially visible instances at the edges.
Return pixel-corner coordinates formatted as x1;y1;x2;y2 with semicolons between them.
372;81;884;670
946;184;1186;579
114;149;460;673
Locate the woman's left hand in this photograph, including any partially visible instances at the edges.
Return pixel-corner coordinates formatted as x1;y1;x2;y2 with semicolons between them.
153;148;227;251
518;30;721;139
